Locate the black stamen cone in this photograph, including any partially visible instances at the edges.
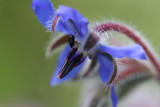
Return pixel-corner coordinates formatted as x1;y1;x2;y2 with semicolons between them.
58;53;83;79
69;36;75;48
67;48;78;60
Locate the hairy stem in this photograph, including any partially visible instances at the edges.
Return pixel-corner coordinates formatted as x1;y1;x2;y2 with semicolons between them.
95;23;160;76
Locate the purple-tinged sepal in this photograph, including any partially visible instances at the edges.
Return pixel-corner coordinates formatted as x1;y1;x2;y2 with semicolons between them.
46;35;69;56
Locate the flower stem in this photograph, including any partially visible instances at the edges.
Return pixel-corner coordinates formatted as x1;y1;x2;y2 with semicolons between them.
95;23;160;76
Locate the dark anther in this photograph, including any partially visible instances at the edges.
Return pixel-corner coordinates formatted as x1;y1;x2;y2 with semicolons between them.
57;53;84;79
69;36;75;48
67;48;78;60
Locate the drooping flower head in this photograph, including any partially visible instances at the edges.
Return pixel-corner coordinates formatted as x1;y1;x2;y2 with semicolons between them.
32;0;147;107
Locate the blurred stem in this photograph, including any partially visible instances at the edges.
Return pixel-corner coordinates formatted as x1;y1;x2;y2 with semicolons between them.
95;23;160;77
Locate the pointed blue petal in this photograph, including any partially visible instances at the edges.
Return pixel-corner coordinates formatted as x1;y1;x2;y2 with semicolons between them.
55;5;89;39
32;0;54;29
111;85;118;107
96;52;114;83
98;44;147;60
50;45;85;86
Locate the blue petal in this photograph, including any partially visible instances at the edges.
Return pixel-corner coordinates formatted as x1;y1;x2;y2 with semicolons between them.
96;52;114;83
50;45;85;86
55;5;89;39
98;44;147;60
111;85;118;107
32;0;54;29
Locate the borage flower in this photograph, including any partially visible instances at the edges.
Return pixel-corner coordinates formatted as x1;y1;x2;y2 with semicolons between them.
32;0;147;107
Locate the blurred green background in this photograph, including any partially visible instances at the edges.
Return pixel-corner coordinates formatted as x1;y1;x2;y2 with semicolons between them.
0;0;160;107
